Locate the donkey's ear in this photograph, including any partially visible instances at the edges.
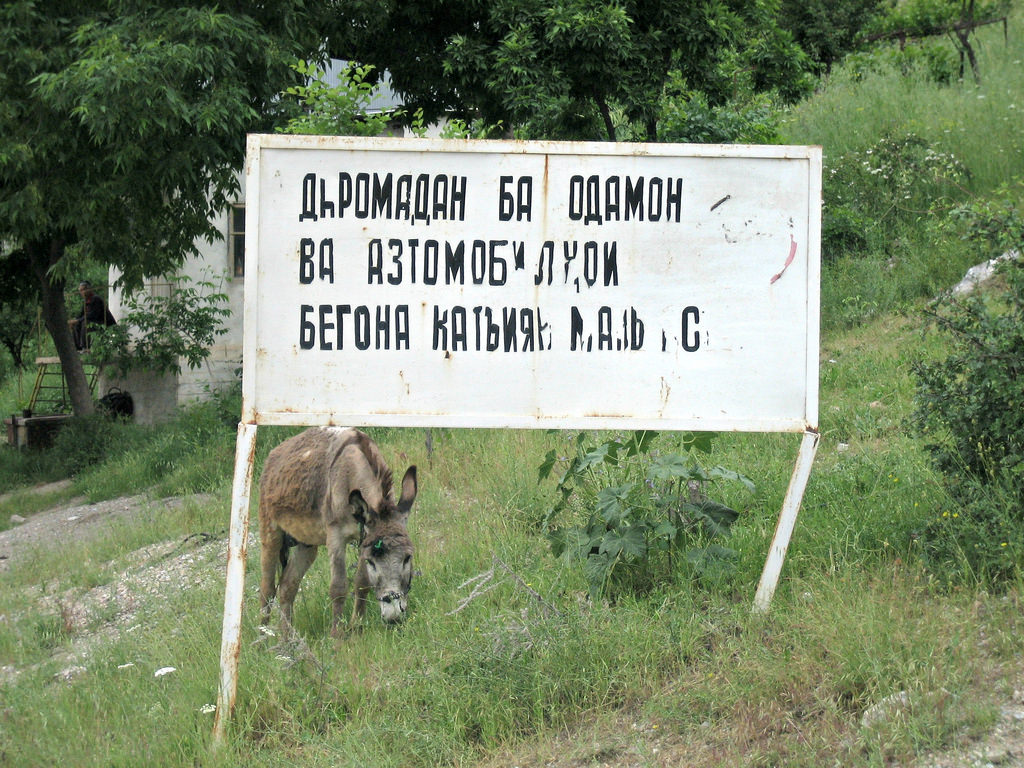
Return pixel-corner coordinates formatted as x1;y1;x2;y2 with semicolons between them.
349;489;371;525
397;466;418;516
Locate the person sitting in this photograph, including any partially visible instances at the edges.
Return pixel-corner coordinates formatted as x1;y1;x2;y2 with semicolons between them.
68;280;117;351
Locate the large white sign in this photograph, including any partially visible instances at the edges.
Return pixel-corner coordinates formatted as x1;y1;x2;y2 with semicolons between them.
243;135;820;432
219;137;822;735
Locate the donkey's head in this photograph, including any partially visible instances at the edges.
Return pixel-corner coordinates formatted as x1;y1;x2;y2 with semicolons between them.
350;465;418;623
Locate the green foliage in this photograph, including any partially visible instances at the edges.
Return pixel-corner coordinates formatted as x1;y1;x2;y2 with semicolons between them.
778;0;886;74
781;8;1024;328
439;117;506;140
87;273;230;377
916;493;1024;585
0;444;66;497
843;38;961;84
279;61;399;137
0;1;327;413
443;0;635;141
657;88;782;144
540;431;754;599
823;132;968;260
9;384;239;496
876;0;1010;35
77;398;238;499
5;14;1024;763
913;190;1024;584
334;0;813;142
3;2;322;286
950;183;1024;257
0;249;39;369
49;413;141;476
0;344;1022;767
866;0;1011;82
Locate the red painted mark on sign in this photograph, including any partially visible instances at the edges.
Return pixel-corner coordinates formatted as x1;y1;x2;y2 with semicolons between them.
770;236;798;284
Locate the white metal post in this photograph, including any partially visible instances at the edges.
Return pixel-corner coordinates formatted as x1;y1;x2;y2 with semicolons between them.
213;421;258;743
753;428;820;613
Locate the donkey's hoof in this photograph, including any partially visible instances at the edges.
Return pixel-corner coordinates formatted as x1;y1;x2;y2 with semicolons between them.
332;622;362;639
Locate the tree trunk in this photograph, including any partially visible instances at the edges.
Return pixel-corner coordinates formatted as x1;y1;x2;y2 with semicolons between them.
646;116;658;143
955;28;980;82
1;336;25;369
956;0;981;83
596;95;616;142
27;238;96;416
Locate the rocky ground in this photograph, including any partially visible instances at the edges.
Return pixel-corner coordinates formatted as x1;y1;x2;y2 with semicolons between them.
0;486;226;687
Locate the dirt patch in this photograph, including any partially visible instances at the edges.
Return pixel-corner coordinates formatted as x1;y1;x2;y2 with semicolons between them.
477;682;1024;768
4;494;131;569
0;491;210;572
0;487;234;687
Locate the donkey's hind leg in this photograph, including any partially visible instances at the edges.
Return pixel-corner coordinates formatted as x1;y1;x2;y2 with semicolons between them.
259;524;284;625
277;543;318;629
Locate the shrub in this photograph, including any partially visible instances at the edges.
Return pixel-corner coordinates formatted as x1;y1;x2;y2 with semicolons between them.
49;414;137;476
657;87;781;145
539;431;754;599
916;481;1023;584
843;39;961;85
913;191;1024;583
778;0;885;76
88;273;230;377
822;131;968;259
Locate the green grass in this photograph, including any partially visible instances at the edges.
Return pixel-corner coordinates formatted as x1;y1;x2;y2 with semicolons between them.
781;28;1024;194
1;342;1019;766
0;481;78;531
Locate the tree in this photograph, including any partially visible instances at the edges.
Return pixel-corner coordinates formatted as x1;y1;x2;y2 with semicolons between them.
328;0;813;143
88;272;232;379
278;61;403;138
868;0;1010;82
0;1;327;415
778;0;886;75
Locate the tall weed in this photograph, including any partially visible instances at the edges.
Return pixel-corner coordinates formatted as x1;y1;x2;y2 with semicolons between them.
540;430;755;599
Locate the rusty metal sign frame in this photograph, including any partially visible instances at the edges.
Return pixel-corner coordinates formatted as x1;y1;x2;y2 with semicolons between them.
214;135;822;741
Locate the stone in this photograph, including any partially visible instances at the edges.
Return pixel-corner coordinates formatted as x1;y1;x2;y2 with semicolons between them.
861;690;911;729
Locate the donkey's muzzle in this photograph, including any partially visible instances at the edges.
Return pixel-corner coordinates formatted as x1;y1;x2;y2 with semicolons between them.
379;591;408;624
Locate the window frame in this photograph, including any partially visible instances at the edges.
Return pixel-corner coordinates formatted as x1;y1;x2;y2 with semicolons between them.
229;203;246;277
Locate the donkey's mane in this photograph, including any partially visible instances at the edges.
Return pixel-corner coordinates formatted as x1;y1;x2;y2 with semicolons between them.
349;430;394;499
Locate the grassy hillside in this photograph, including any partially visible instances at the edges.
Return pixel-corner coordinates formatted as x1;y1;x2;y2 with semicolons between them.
1;12;1023;767
6;318;1021;768
782;16;1024;330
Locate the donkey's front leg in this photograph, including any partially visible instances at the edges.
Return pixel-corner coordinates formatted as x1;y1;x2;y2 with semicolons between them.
325;526;349;634
352;556;371;621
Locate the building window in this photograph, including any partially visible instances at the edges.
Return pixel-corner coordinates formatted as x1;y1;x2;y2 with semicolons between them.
229;204;246;277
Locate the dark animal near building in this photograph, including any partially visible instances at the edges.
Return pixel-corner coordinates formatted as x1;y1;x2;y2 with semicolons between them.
258;427;418;631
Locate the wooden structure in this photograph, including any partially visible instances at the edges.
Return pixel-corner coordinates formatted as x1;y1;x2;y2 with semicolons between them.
3;357;100;449
27;357;100;415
